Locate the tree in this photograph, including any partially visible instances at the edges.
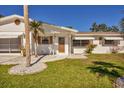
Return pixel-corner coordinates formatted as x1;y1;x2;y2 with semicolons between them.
90;23;108;32
120;18;124;37
0;14;4;18
111;26;119;32
30;20;44;57
66;26;73;29
107;27;113;32
120;18;124;32
90;22;98;32
98;24;108;32
24;5;31;67
90;22;119;32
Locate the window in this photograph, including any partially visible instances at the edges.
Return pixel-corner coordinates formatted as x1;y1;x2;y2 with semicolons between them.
73;40;80;46
14;19;20;25
38;36;41;44
73;40;90;47
104;40;119;46
81;40;90;46
40;36;53;44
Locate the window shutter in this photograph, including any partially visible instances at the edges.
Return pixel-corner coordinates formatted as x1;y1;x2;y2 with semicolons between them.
49;36;53;44
90;40;93;44
102;40;104;46
38;36;41;44
18;37;21;49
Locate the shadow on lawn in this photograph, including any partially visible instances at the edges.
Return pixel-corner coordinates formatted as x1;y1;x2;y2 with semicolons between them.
87;61;124;78
31;55;46;66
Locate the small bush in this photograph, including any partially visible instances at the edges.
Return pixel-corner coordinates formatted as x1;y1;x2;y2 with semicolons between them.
110;47;119;54
85;44;97;54
21;48;26;57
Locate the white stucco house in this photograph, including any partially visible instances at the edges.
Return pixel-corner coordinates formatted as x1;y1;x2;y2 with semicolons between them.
0;14;124;55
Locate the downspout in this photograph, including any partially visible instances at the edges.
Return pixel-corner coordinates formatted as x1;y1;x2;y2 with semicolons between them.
30;32;32;55
68;34;72;56
53;33;55;55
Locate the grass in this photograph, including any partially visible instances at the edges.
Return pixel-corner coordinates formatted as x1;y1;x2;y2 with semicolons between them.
0;54;124;88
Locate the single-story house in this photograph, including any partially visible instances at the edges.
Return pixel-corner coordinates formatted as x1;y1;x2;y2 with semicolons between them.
0;14;124;55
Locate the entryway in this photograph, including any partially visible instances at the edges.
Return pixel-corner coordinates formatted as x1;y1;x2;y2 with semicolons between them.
58;37;65;53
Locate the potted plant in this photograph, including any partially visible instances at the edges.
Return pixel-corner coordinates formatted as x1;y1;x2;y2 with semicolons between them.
20;47;26;57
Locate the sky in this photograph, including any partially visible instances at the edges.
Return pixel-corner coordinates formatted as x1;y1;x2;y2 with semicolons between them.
0;5;124;32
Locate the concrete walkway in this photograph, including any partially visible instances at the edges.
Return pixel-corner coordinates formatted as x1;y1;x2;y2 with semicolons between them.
41;55;68;62
0;55;24;65
67;54;88;59
8;55;68;75
9;57;47;75
0;54;87;75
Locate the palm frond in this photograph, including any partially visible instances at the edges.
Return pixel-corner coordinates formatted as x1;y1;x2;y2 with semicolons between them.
30;20;44;39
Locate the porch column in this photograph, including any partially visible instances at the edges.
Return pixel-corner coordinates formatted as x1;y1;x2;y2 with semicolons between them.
68;34;72;55
9;39;11;53
53;34;55;55
30;32;32;55
22;33;26;48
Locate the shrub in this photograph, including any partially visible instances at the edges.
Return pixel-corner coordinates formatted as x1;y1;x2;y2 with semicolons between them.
20;48;26;57
110;47;119;54
85;44;97;54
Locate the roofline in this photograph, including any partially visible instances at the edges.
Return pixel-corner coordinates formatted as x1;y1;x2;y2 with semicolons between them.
50;25;78;33
75;32;123;36
0;14;32;22
0;14;77;33
41;21;78;33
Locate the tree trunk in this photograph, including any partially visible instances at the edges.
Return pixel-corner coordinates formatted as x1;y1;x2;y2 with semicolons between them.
34;38;38;57
24;5;31;67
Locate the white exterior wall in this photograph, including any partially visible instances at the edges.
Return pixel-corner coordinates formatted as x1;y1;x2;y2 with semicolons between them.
119;40;124;46
37;44;53;55
73;47;86;54
92;46;111;54
54;34;69;55
72;40;100;54
0;22;26;52
1;15;124;55
72;37;124;54
0;21;35;53
93;39;124;54
0;22;25;32
93;40;100;46
118;40;124;53
36;34;69;55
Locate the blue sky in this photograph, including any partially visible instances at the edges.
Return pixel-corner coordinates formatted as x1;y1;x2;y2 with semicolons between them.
0;5;124;32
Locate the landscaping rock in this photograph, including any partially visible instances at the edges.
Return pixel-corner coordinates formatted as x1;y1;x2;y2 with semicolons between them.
3;55;68;75
9;62;47;75
116;77;124;88
8;55;48;75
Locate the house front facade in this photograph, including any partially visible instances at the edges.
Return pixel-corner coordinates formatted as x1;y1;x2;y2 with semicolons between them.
0;15;124;55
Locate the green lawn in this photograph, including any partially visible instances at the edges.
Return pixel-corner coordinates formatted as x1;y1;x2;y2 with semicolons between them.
0;54;124;88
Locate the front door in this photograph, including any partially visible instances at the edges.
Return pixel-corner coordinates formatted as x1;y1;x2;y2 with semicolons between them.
58;37;65;53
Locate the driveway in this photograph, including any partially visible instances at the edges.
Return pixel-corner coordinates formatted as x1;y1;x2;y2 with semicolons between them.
0;55;25;65
0;54;88;65
0;55;46;65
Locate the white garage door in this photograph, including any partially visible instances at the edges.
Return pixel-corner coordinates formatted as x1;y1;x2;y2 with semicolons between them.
0;38;21;53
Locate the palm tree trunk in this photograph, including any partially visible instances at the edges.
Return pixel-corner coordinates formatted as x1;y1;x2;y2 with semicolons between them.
34;38;38;57
24;5;31;67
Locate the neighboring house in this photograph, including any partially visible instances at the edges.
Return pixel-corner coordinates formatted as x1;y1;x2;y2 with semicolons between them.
0;14;124;55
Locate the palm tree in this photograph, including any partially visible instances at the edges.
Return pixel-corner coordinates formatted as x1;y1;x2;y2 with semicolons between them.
0;14;4;18
24;5;31;67
30;20;44;57
120;18;124;38
111;26;119;32
90;22;98;32
120;18;124;32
